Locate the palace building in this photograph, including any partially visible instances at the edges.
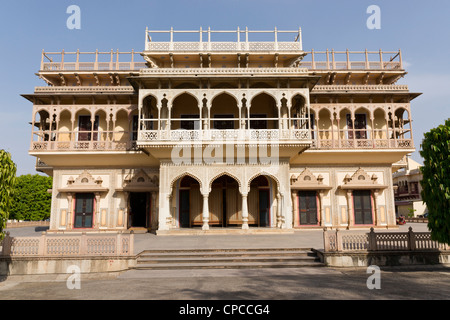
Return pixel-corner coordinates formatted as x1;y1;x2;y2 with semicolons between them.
23;28;420;234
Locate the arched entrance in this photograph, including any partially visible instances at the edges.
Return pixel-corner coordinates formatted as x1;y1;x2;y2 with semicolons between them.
248;175;272;227
177;176;202;228
209;175;242;227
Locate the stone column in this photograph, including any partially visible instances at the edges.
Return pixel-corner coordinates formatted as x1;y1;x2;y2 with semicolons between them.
318;190;325;226
67;193;73;229
276;193;282;228
291;190;299;227
372;189;380;226
346;190;353;229
202;194;210;231
94;192;101;229
241;194;249;230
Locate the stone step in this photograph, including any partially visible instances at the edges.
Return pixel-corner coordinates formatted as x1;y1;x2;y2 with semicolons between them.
133;247;324;270
138;248;312;255
137;256;319;265
134;260;325;270
137;250;315;259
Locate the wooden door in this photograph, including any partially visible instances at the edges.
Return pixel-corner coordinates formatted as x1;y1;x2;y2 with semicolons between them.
298;191;318;225
353;190;373;225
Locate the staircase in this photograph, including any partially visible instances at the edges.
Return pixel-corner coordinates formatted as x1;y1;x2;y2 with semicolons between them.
134;248;325;270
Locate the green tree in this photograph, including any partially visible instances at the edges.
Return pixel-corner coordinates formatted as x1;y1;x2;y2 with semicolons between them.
0;150;17;240
420;119;450;245
9;174;53;222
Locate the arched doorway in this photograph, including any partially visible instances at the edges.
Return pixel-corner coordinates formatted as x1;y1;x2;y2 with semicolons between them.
248;176;272;227
177;176;202;228
209;175;242;227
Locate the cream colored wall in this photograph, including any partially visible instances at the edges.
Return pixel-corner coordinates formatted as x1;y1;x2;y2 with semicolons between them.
58;112;72;142
290;166;393;228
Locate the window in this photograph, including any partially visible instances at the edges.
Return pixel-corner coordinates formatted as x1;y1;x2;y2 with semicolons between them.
347;114;367;139
132;115;139;141
353;190;373;225
213;114;234;130
180;115;200;130
78;115;99;141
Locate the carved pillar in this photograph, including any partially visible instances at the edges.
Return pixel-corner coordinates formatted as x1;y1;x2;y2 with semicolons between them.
241;193;249;230
318;190;325;227
277;193;284;229
67;193;73;229
346;190;353;229
291;190;299;227
372;189;380;226
202;194;210;231
94;192;101;229
124;191;130;229
370;116;375;147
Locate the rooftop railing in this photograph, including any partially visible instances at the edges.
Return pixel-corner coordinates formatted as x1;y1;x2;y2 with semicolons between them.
40;50;146;72
300;49;404;71
39;48;404;72
145;27;303;52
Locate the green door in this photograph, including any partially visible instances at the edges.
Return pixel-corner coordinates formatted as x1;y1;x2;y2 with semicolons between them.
74;193;94;228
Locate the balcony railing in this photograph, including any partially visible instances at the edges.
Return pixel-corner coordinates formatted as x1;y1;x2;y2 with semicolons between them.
138;129;310;143
30;130;138;152
29;128;414;152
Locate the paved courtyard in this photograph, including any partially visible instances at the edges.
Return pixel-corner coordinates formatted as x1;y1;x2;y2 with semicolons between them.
2;223;449;302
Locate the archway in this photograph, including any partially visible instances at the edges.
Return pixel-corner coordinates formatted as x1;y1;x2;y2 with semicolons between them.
248;175;273;227
250;93;279;130
171;93;200;130
209;175;242;227
210;93;239;130
176;176;202;228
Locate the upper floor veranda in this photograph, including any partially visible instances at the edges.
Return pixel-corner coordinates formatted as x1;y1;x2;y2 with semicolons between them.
25;28;418;160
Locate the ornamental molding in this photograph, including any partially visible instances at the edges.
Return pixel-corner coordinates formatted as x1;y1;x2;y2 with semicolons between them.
339;167;387;190
290;168;332;190
58;170;108;193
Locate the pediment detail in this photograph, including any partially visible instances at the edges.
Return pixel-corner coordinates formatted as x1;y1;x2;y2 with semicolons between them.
340;168;387;190
58;170;108;193
290;169;331;190
122;169;159;190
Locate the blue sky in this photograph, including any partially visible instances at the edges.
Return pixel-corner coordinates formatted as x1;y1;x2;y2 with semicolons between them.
0;0;449;175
